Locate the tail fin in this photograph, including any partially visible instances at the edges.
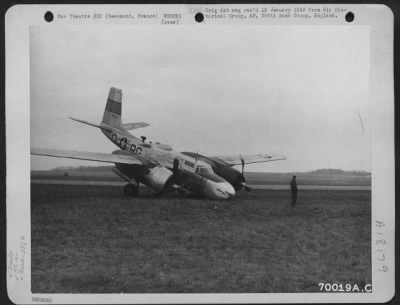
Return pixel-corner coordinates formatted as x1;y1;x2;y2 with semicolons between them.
101;87;122;128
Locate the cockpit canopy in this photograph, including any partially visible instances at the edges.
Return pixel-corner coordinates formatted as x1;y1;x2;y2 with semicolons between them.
195;166;212;174
180;158;226;183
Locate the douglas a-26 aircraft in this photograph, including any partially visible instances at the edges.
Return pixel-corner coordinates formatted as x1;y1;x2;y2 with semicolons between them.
31;87;286;200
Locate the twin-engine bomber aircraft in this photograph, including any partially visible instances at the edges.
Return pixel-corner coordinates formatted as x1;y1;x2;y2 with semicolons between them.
31;87;286;200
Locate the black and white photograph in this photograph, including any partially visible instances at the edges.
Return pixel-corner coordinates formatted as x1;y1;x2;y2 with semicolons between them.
6;4;395;304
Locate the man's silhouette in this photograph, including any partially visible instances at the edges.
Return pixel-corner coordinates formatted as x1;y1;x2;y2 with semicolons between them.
290;176;297;206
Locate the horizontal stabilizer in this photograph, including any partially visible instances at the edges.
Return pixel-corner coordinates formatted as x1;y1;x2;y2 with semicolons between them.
69;117;113;132
122;122;150;130
31;148;143;165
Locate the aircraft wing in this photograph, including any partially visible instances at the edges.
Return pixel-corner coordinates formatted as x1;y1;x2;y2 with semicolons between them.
212;154;286;166
31;148;143;165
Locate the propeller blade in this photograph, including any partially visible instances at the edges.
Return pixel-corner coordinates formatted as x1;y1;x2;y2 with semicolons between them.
173;158;179;175
239;158;250;191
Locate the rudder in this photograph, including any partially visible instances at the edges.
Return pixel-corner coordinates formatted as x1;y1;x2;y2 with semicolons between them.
101;87;122;128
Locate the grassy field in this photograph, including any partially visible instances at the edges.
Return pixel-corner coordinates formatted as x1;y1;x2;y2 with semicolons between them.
31;184;371;293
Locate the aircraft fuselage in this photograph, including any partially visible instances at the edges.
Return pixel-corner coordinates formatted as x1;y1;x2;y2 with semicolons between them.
101;127;236;199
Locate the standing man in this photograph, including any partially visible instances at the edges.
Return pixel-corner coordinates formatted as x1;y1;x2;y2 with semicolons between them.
290;175;298;206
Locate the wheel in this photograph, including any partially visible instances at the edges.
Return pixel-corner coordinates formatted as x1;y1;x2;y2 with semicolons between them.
123;183;138;197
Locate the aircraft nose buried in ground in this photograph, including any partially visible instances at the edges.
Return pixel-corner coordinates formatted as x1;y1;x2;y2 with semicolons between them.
205;180;236;200
31;87;286;199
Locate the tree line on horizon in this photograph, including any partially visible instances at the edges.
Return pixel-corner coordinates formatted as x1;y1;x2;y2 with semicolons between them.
49;165;371;176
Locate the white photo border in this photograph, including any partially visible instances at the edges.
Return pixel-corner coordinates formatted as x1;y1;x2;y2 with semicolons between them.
6;4;394;304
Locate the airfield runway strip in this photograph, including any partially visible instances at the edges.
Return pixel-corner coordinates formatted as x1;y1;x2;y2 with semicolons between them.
31;179;371;190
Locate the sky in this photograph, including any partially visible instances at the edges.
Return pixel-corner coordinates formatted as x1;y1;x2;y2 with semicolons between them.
30;24;370;172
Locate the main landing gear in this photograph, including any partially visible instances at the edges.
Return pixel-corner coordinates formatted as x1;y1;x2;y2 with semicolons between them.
123;183;139;197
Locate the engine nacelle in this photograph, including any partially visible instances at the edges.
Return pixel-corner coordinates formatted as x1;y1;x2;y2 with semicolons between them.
145;166;174;191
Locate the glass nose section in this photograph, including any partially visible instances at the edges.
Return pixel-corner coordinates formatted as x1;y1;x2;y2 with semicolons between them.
222;183;236;198
210;181;236;199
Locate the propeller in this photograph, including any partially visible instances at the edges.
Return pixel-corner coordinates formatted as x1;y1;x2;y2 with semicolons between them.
173;158;180;175
194;150;199;167
171;158;195;197
171;158;185;194
240;157;251;192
